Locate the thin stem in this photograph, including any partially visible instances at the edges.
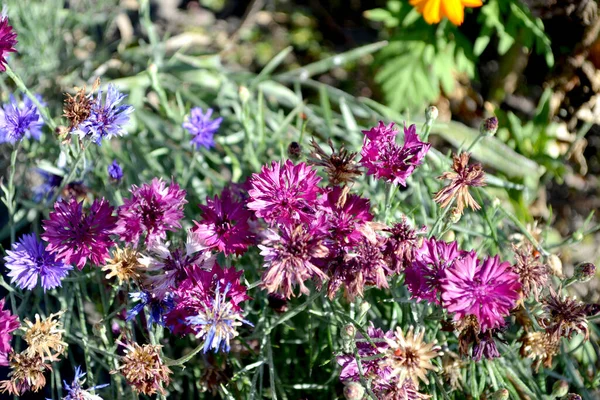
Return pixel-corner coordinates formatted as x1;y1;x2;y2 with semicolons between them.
47;140;91;207
75;281;95;385
165;341;205;366
7;143;20;244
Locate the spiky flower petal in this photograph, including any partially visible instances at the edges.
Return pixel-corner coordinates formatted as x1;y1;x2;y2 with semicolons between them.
113;342;171;396
433;152;485;214
22;311;67;362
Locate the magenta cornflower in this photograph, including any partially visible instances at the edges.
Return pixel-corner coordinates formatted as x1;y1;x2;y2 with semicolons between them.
360;122;430;186
166;264;249;336
193;188;254;256
4;233;72;291
259;218;329;299
0;298;18;366
115;178;187;246
319;186;373;248
404;237;463;304
42;198;116;270
441;252;521;331
0;13;17;72
247;160;321;226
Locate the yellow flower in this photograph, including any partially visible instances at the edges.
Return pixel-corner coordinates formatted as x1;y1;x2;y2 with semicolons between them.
410;0;483;26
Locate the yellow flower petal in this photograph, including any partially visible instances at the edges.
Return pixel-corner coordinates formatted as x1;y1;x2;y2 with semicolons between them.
423;0;442;24
462;0;484;7
441;0;465;25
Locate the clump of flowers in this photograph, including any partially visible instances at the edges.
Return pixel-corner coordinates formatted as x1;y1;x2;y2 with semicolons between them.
434;152;486;215
4;233;72;291
42;198;116;269
361;122;430;186
182;107;223;149
113;341;172;396
115;178;187;246
22;311;67;361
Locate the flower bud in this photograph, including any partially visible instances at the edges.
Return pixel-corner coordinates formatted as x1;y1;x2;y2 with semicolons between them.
488;389;509;400
573;262;596;283
426;106;439;123
548;254;564;278
287;141;302;161
343;382;365;400
551;380;569;398
480;116;499;137
341;324;356;341
448;207;462;224
565;394;582;400
357;301;371;323
239;86;250;103
572;230;584;242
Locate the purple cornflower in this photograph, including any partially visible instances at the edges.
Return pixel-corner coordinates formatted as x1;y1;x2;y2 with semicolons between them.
360;122;430;186
0;14;17;72
42;198;117;270
114;178;187;246
61;366;108;400
259;217;329;299
441;252;521;331
3;233;72;291
182;107;222;150
126;291;175;329
108;160;123;181
337;323;394;392
166;264;249;336
404;237;463;304
185;282;252;353
193;188;254;256
140;231;215;298
247;160;321;226
78;84;133;144
0;298;18;366
0;95;44;143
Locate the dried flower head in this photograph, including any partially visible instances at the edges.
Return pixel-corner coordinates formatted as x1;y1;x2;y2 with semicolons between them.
433;152;485;215
0;352;51;395
540;289;590;341
113;342;171;396
308;138;362;185
22;311;67;361
383;218;425;273
63;79;99;130
102;247;142;284
383;326;440;385
455;314;480;357
380;379;431;400
519;331;559;371
441;352;464;390
512;243;548;300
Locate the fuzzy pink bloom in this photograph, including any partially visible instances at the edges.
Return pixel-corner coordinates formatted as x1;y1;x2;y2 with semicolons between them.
247;160;321;226
42;198;116;269
259;217;329;299
404;237;463;304
0;299;18;366
165;264;249;336
361;122;430;186
115;178;187;246
193;188;254;256
441;252;521;331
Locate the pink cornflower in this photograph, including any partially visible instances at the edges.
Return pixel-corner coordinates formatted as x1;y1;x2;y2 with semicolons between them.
259;217;329;299
0;299;19;366
115;178;187;246
404;237;463;304
441;252;521;331
42;198;116;269
0;14;17;72
319;186;373;248
361;122;430;186
166;264;249;336
193;188;254;256
247;160;321;226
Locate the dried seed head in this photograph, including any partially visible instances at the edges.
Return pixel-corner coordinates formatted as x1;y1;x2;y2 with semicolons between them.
112;342;171;395
512;243;549;300
22;312;67;362
540;289;590;341
0;352;51;395
308;138;362;185
518;331;559;371
63;79;99;130
102;247;142;284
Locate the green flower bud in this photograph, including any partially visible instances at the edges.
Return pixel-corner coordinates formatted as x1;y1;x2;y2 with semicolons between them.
480;116;499;136
344;382;365;400
551;380;569;398
573;262;596;283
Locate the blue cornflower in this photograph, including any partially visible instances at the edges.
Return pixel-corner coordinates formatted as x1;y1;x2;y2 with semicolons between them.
127;291;175;328
32;168;64;203
79;84;133;145
108;159;123;181
3;233;72;291
0;94;44;143
182;107;222;150
58;366;108;400
185;283;252;353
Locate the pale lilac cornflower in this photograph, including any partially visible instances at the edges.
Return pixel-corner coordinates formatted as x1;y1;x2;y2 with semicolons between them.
441;252;521;331
185;282;252;353
108;160;123;181
42;198;117;270
361;122;430;186
126;291;175;329
61;366;108;400
0;13;17;72
182;107;222;149
193;188;254;256
0;298;19;366
247;160;321;226
3;233;72;291
78;84;133;144
404;237;463;304
0;95;44;143
115;178;187;246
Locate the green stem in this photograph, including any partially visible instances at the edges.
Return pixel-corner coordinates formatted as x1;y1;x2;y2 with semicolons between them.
47;140;90;206
428;198;454;239
7;143;19;244
75;281;95;385
165;341;205;366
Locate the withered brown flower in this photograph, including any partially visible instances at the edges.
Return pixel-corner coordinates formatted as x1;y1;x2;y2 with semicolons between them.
112;342;172;395
22;311;67;362
540;289;590;341
63;78;100;130
102;246;142;284
512;243;549;301
308;138;362;185
518;331;559;372
0;352;51;395
433;152;485;215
